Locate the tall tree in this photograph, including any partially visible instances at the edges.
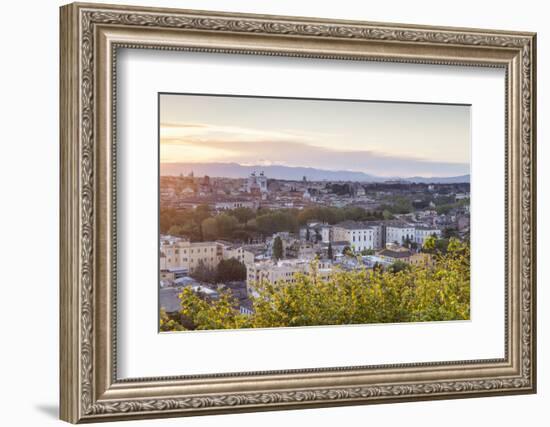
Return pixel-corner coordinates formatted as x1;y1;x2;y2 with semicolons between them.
190;260;216;283
327;242;333;260
272;236;283;260
216;258;247;282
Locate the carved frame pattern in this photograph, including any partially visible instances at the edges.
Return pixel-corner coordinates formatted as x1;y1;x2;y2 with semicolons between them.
60;2;536;423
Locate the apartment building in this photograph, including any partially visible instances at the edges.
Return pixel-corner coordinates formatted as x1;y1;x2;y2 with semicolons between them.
332;221;375;252
414;226;442;246
246;259;332;288
385;223;416;245
160;238;223;272
217;241;255;265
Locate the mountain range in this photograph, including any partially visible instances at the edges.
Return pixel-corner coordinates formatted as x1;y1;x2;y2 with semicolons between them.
160;162;470;184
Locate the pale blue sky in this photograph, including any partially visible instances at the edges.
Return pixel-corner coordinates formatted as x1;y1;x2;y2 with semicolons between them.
160;93;470;177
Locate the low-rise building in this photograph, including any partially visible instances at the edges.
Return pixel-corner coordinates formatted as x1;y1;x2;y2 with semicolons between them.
160;236;255;275
414;226;442;246
214;199;258;211
385;223;416;245
320;225;332;243
246;259;332;288
161;238;223;272
159;267;188;282
376;247;434;267
217;241;255;265
408;252;434;267
376;247;414;263
286;241;316;260
332;221;375;252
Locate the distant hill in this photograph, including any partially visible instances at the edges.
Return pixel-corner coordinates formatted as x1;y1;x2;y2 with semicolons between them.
160;162;470;184
403;175;470;184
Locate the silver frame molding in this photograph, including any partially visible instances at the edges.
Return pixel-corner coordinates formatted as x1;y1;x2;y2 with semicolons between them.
60;2;537;423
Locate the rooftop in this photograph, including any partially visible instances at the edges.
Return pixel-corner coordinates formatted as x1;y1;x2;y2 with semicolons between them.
334;220;377;230
377;248;413;259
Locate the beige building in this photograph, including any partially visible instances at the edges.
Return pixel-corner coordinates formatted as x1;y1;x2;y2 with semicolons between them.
408;252;434;267
376;246;414;263
217;241;255;266
376;246;434;267
246;259;332;288
160;238;223;272
160;236;255;275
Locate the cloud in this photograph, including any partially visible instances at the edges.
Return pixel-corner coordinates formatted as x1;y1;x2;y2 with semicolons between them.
160;122;208;129
161;123;318;145
160;123;469;177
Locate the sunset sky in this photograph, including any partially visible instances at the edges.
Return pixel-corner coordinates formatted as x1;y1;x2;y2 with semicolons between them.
160;93;470;178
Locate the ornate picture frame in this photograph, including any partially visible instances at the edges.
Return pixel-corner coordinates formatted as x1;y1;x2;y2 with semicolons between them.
60;2;536;423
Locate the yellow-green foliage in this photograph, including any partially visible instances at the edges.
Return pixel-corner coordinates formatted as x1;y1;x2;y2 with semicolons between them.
159;308;185;332
161;238;470;331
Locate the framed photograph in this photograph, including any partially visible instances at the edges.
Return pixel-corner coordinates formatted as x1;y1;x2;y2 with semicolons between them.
60;2;537;423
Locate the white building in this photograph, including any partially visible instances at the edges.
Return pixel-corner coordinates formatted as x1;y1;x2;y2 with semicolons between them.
414;227;442;246
385;224;416;245
368;223;385;250
246;171;268;193
332;222;375;252
321;225;332;243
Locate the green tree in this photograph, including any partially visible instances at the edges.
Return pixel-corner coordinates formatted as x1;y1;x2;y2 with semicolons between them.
159;308;185;332
178;287;249;330
388;260;410;273
256;211;298;236
167;222;201;241
216;258;247;282
272;236;283;260
389;196;414;214
230;207;255;224
423;235;437;252
193;204;212;224
382;209;393;220
443;227;460;239
343;246;353;257
201;217;218;241
215;214;239;239
190;260;216;283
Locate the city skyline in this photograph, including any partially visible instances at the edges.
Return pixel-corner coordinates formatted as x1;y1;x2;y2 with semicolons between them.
160;93;471;178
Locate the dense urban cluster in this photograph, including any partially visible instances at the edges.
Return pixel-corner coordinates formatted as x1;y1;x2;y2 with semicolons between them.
159;171;470;330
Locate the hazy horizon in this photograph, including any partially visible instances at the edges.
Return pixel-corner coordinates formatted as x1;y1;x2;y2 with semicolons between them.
160;93;471;178
159;161;470;180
